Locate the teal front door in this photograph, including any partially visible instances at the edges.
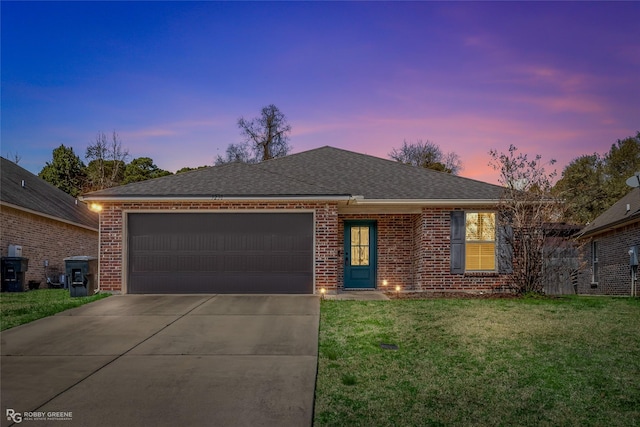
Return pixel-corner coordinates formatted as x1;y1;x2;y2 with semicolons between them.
344;222;377;289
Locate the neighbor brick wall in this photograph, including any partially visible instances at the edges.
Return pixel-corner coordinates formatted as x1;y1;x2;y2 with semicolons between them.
577;221;640;296
0;205;98;289
97;201;340;293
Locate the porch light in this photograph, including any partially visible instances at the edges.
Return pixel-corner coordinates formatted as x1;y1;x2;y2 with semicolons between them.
382;280;388;287
89;203;103;213
320;288;326;299
395;285;400;293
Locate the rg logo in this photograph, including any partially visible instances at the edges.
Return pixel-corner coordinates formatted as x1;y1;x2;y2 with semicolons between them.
6;409;22;423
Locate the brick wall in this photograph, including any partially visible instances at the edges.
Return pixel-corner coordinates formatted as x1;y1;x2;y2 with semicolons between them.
337;213;416;291
0;205;98;289
96;201;512;294
577;222;640;296
414;207;510;293
97;201;340;293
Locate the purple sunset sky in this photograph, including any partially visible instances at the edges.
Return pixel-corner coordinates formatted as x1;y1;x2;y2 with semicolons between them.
2;1;638;185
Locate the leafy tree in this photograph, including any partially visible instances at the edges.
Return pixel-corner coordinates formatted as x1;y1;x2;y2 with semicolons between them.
39;144;86;197
389;139;462;174
603;132;640;201
553;132;640;224
552;154;607;224
489;145;566;295
84;131;129;191
176;165;209;174
217;104;292;165
123;157;172;184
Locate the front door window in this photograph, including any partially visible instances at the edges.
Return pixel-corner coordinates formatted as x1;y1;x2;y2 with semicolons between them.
350;226;370;266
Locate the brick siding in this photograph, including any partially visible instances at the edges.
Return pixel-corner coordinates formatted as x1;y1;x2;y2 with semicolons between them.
96;202;511;294
577;222;640;296
338;213;415;290
97;201;340;293
413;207;510;292
0;205;98;289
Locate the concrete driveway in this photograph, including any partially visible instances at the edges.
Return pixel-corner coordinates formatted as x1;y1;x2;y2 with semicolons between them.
1;294;319;427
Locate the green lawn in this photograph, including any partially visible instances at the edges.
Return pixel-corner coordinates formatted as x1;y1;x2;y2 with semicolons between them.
314;296;640;427
0;289;110;331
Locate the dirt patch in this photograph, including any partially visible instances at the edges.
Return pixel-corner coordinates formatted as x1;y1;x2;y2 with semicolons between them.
383;291;522;300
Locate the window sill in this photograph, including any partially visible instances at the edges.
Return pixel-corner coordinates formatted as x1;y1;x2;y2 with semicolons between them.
464;271;499;277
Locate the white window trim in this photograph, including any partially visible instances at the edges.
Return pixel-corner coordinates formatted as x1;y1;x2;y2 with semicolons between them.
464;211;498;272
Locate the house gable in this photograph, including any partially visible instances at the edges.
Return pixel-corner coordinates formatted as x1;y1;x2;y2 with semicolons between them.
1;157;98;230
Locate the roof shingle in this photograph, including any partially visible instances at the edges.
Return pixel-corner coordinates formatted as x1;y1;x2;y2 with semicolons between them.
1;157;98;229
83;146;504;201
580;187;640;237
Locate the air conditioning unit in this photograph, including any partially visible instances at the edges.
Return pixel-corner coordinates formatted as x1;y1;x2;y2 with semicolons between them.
8;245;22;257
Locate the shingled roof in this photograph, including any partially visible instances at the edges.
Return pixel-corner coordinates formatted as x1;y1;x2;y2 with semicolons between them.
1;157;98;230
83;146;504;202
579;187;640;237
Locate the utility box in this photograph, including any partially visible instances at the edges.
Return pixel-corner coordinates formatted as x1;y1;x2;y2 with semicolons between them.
1;257;29;292
8;245;23;257
630;246;639;267
64;256;98;297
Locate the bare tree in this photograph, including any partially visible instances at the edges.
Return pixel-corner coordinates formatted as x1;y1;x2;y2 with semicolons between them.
84;131;129;191
489;145;571;295
389;139;462;174
237;104;292;162
6;152;22;164
214;143;255;166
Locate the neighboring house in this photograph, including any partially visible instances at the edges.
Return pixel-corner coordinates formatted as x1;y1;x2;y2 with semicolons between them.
0;157;99;289
576;187;640;296
82;146;514;295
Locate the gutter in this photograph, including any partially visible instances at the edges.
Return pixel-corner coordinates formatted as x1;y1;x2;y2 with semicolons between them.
78;194;503;208
577;214;640;239
350;198;502;207
79;194;355;202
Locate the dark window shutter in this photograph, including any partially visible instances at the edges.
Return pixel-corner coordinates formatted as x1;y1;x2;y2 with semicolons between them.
450;211;465;274
498;223;513;274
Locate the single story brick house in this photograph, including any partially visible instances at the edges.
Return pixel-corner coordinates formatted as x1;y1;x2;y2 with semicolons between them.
576;187;640;296
0;157;99;289
81;146;514;294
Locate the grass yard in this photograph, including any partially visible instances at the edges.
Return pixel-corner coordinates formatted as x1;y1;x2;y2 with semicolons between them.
0;289;110;331
314;296;640;427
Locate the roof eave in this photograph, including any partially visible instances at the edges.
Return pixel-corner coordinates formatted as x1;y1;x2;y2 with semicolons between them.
0;201;99;232
352;198;502;207
79;194;354;202
578;214;640;238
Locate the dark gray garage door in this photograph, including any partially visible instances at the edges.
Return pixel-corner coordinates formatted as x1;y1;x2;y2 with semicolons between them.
127;213;314;294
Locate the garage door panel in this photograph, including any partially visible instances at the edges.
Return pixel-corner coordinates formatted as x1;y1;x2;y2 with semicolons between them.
128;213;313;294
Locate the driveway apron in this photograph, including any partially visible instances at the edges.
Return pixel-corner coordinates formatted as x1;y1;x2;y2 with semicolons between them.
1;294;320;427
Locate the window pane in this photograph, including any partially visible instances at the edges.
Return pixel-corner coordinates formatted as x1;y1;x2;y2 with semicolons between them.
358;246;369;266
479;213;496;240
465;243;495;270
466;213;479;240
351;228;360;246
359;227;369;245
